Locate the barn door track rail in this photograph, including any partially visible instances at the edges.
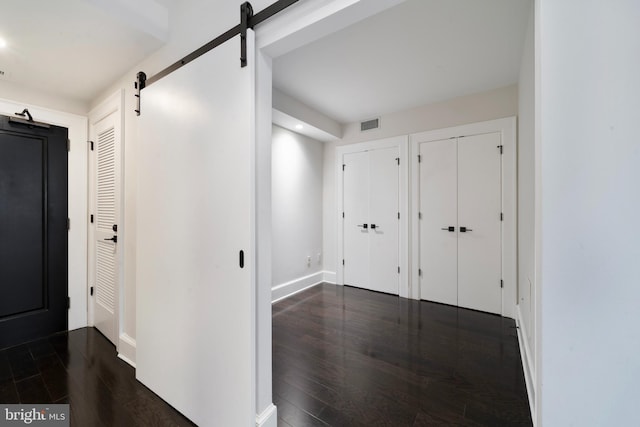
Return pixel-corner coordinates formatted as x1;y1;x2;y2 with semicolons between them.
135;0;299;116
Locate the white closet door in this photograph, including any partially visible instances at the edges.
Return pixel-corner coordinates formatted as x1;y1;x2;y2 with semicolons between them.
92;114;120;345
368;147;400;294
457;133;502;314
419;139;458;306
343;151;370;289
137;32;254;427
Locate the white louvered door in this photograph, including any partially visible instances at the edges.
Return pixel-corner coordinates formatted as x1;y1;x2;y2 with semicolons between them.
91;111;120;345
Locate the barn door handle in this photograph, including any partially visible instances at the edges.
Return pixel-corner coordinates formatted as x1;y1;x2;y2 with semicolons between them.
441;226;455;232
357;224;368;229
104;236;118;243
459;227;472;233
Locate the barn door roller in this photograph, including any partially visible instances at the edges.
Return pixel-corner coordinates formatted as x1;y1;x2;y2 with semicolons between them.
135;0;300;116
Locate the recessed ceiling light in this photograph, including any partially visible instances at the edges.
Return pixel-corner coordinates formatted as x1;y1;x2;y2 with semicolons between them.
295;124;303;130
0;38;7;49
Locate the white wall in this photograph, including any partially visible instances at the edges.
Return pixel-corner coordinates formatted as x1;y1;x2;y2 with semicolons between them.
516;0;536;413
323;85;518;276
0;80;89;116
271;125;324;300
340;84;518;145
0;96;88;331
538;1;640;425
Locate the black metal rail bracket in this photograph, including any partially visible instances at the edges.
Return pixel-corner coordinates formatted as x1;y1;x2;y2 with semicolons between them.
135;72;147;117
240;2;254;68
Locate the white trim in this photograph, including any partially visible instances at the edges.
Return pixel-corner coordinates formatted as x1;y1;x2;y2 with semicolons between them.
323;270;336;284
256;0;405;57
409;117;517;318
272;272;324;303
516;306;535;420
335;136;410;298
117;333;137;368
255;404;277;427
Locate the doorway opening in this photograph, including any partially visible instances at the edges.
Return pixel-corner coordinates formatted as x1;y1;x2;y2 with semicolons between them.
0;114;68;349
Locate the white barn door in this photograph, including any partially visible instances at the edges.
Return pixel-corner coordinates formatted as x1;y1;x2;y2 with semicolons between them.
137;32;255;426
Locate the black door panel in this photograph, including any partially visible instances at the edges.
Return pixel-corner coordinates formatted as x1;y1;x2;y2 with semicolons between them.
0;115;68;349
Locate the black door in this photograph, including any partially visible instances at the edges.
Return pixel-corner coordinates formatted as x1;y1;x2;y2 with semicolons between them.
0;115;68;349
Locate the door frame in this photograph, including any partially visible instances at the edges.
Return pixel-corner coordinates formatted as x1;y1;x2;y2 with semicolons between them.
409;117;517;318
254;1;409;422
335;136;409;297
87;90;125;348
0;97;88;330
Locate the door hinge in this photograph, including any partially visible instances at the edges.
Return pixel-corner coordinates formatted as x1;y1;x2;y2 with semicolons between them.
501;279;504;288
88;140;94;151
342;259;345;266
419;212;422;220
342;212;345;218
397;266;400;274
419;268;422;277
501;212;504;221
67;139;71;152
397;212;400;219
90;286;94;296
67;297;70;309
418;154;422;163
90;214;94;223
497;145;504;154
396;157;400;165
342;164;345;171
67;218;70;230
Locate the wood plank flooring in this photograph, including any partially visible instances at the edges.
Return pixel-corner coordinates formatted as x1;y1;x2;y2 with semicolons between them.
273;283;532;426
1;283;531;426
0;328;195;426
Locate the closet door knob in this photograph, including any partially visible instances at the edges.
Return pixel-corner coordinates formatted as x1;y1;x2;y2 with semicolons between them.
357;224;368;229
459;227;472;233
441;226;455;232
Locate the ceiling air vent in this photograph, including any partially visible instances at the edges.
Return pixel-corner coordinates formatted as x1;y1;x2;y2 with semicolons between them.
360;118;380;132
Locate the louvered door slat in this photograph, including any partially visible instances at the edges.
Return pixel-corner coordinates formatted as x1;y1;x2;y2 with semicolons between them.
97;127;116;230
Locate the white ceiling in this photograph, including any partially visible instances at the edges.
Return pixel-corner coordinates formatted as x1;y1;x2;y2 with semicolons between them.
273;0;532;125
0;0;172;105
0;0;530;120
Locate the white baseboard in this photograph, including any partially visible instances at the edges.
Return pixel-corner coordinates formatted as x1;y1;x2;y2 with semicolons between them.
256;404;277;427
516;306;535;424
272;271;324;303
117;333;136;368
323;270;336;284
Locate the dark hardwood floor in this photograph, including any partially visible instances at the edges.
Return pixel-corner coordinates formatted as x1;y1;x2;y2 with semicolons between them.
273;283;532;426
1;283;531;426
0;328;195;426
